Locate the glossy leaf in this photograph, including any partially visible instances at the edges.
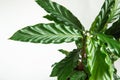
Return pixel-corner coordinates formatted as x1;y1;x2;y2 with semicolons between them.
107;0;120;23
35;0;84;31
86;37;113;80
90;0;120;32
10;23;82;44
90;0;115;32
105;18;120;39
50;49;80;80
70;71;87;80
9;0;120;79
97;33;120;57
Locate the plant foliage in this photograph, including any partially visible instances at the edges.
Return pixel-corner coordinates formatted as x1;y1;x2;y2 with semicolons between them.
50;49;80;80
10;0;120;80
10;23;82;44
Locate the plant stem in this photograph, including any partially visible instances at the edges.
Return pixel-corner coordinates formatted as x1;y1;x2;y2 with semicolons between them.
81;31;87;62
76;31;87;71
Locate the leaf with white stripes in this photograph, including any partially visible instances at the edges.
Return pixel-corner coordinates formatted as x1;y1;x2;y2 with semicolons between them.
35;0;84;31
10;23;82;44
86;37;114;80
105;17;120;39
97;33;120;57
107;0;120;23
90;0;120;32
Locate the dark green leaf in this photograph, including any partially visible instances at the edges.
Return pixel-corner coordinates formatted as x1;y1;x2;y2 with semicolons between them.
86;37;114;80
90;0;120;33
35;0;84;31
50;49;80;80
105;18;120;39
44;14;65;24
107;0;120;23
114;74;120;80
70;71;87;80
10;23;82;44
75;39;83;49
58;49;69;56
97;33;120;57
114;69;120;80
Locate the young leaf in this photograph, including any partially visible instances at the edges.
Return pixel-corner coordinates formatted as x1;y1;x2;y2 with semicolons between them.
86;37;114;80
97;33;120;57
35;0;84;31
50;49;80;80
105;18;120;39
10;23;82;44
90;0;114;32
70;71;87;80
58;49;69;56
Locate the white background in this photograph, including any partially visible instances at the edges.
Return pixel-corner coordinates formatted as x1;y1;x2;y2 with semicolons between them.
0;0;120;80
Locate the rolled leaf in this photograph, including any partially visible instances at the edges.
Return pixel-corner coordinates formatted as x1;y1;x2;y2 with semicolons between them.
10;23;82;44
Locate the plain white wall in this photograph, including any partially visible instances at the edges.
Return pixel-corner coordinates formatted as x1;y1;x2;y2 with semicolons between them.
0;0;119;80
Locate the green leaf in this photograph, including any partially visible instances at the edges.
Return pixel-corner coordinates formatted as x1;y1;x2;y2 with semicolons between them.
107;0;120;23
44;14;65;24
114;68;120;80
97;33;120;57
10;23;82;44
35;0;84;31
114;73;120;80
105;18;120;39
70;71;87;80
75;39;83;49
58;49;69;56
86;37;114;80
90;0;115;32
50;49;80;80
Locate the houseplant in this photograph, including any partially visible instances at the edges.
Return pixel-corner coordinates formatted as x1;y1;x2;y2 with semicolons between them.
10;0;120;80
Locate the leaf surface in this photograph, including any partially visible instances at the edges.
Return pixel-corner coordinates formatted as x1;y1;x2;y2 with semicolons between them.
105;18;120;39
86;37;113;80
107;0;120;23
35;0;84;31
70;71;87;80
44;14;65;24
10;23;82;44
90;0;114;32
97;33;120;57
58;49;69;56
90;0;120;32
50;49;80;80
